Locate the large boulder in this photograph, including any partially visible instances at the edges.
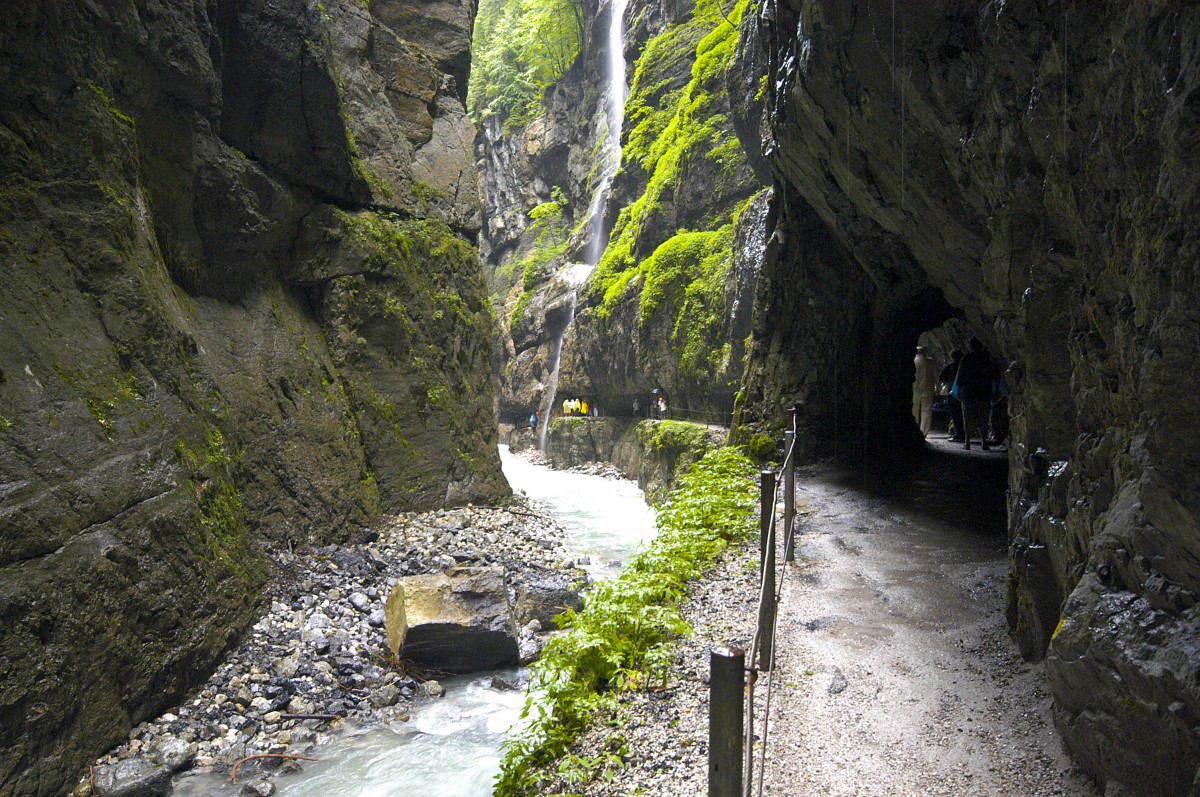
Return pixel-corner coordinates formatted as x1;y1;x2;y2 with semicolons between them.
387;566;520;674
512;566;586;629
92;759;171;797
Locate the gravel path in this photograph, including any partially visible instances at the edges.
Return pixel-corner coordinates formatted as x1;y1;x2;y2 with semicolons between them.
571;455;1103;797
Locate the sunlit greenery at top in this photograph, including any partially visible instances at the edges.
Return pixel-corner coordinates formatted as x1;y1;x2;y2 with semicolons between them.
468;0;585;128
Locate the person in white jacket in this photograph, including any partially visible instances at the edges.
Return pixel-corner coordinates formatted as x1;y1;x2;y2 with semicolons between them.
912;346;937;438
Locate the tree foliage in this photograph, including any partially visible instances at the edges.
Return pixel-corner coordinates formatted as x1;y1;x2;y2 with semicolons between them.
468;0;585;128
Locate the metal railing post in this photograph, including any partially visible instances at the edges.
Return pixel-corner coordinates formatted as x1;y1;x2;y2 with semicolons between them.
783;429;795;562
759;470;774;576
757;471;776;672
708;646;744;797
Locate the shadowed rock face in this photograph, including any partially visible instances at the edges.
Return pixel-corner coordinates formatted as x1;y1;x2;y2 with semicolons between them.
734;1;1200;792
0;1;505;793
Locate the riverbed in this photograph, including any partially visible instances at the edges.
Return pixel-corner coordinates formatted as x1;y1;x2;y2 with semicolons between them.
86;447;656;797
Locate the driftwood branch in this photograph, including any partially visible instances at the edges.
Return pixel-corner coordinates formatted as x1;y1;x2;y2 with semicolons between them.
230;754;318;784
279;713;341;721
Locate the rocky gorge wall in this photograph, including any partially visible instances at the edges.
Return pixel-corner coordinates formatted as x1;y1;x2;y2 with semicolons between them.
0;1;506;794
479;0;765;424
733;1;1200;793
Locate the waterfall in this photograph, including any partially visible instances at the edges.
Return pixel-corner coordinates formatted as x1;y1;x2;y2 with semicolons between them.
584;0;630;268
539;0;628;452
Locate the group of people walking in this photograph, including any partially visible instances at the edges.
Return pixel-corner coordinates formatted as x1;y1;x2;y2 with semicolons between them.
913;338;1007;450
561;397;594;417
527;397;596;433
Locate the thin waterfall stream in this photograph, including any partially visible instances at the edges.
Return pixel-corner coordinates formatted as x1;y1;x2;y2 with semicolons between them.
538;0;629;452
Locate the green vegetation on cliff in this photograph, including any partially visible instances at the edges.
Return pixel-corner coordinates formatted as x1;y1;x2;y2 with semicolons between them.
329;210;501;508
469;0;585;127
500;188;574;326
588;0;750;312
583;0;756;380
496;447;757;795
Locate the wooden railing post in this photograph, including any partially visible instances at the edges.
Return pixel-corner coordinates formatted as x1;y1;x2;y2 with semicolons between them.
757;471;776;672
709;646;744;797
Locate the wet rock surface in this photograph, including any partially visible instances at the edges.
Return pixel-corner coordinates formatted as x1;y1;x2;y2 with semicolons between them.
0;1;503;792
566;454;1100;797
77;501;582;794
734;2;1200;789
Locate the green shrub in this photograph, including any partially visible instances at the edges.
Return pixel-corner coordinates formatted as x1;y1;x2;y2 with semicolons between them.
745;432;779;464
495;447;757;796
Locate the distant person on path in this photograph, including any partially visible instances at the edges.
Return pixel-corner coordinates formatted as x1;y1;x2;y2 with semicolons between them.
656;395;668;419
940;349;963;441
633;397;641;417
953;338;996;451
912;346;937;438
529;410;538;433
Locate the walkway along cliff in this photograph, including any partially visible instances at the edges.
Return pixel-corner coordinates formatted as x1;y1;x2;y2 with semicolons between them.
0;2;506;794
731;3;1200;794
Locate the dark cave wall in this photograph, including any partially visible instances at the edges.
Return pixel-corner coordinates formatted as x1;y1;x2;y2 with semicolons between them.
0;1;503;794
733;1;1200;793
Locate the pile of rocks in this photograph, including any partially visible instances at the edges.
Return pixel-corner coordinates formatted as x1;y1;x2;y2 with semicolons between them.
79;500;584;797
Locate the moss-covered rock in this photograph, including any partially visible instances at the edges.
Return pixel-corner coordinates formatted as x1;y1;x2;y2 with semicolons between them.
635;419;723;503
0;1;504;793
561;0;764;420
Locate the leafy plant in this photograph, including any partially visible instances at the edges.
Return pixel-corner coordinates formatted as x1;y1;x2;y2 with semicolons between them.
495;447;758;795
468;0;585;128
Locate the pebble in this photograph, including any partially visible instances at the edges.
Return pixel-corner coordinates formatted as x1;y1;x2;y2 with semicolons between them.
82;498;580;792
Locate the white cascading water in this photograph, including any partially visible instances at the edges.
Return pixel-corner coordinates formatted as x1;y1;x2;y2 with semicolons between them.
538;0;629;452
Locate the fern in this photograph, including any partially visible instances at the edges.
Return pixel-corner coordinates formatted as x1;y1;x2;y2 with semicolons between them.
495;447;758;795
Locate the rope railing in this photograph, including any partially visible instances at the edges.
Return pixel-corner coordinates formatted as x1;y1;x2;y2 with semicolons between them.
709;406;800;797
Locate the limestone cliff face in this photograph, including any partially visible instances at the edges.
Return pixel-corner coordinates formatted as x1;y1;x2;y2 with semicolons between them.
736;2;1200;792
479;0;765;424
0;1;503;793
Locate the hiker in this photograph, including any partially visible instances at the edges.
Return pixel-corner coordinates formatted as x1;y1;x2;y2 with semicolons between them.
953;339;997;451
912;346;937;438
940;349;963;441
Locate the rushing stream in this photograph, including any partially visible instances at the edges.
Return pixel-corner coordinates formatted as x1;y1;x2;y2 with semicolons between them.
174;447;655;797
498;444;656;580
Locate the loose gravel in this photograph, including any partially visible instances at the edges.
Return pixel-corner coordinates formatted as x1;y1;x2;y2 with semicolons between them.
77;499;580;795
565;463;1103;797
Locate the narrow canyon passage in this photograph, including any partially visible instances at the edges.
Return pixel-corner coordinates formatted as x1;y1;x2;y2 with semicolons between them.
761;450;1099;796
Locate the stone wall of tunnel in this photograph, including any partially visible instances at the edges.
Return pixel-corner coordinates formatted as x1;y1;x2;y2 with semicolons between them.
731;1;1200;793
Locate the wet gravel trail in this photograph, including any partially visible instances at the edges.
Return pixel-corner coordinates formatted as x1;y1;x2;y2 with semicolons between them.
573;447;1102;797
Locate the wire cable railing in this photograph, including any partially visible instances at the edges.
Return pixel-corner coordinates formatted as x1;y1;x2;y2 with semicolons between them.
709;406;800;797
